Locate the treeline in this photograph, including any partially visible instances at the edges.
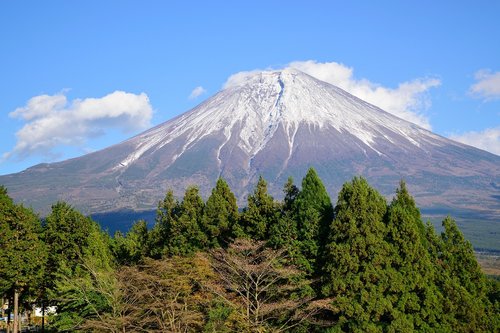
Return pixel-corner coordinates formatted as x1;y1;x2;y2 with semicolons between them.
0;168;499;332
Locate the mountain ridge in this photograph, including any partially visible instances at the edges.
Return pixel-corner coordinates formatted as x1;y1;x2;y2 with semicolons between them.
1;69;499;226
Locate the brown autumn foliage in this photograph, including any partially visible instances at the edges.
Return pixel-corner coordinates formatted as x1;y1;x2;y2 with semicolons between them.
208;239;325;332
81;240;332;332
83;254;216;332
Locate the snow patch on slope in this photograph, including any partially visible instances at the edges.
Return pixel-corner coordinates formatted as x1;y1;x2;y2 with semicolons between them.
113;68;445;171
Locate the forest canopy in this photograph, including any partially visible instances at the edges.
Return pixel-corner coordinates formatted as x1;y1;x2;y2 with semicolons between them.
0;170;499;332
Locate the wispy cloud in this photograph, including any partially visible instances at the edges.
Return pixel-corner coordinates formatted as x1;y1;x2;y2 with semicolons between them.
223;60;440;129
469;69;500;100
189;86;207;99
449;127;500;156
5;91;153;160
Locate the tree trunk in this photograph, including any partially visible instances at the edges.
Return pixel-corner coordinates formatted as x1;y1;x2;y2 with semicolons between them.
7;292;12;333
1;296;4;318
42;300;45;333
13;289;19;333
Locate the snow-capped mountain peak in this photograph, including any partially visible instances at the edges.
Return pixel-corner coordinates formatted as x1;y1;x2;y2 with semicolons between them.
2;68;498;222
115;69;443;172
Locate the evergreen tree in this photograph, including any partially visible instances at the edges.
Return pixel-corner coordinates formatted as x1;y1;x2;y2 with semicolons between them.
202;178;239;248
43;202;94;291
240;176;277;240
321;177;390;331
294;168;333;274
384;181;441;330
268;177;299;250
166;186;207;255
283;176;299;212
0;187;46;332
51;221;117;331
112;220;149;265
149;189;180;258
436;216;496;331
0;186;15;295
267;176;311;283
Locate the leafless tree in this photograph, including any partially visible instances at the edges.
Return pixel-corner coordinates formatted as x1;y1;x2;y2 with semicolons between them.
209;239;326;332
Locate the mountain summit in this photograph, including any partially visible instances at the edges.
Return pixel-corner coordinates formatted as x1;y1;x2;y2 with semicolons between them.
1;69;499;221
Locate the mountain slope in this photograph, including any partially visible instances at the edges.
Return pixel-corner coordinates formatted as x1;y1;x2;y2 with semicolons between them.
1;69;499;224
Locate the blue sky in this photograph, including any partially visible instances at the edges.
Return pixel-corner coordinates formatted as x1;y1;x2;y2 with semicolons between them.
1;1;499;175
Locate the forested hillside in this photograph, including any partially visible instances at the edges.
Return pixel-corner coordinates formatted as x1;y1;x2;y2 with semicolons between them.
1;169;499;332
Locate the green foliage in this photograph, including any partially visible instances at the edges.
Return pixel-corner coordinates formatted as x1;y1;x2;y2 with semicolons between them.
166;186;207;255
3;172;499;332
283;176;300;212
0;186;46;296
44;202;94;285
384;181;442;330
268;177;299;249
321;177;391;330
203;299;246;333
267;177;311;291
42;202;118;330
149;189;180;258
434;216;498;331
294;168;333;274
241;176;278;240
51;221;117;331
202;178;240;248
111;220;149;265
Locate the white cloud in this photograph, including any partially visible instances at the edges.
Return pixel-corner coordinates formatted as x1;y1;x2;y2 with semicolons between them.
189;86;207;99
5;91;153;160
449;127;500;156
223;60;440;129
290;61;440;129
469;70;500;100
223;70;264;89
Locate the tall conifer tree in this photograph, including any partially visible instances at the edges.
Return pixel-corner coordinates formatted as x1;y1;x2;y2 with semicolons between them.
166;186;206;255
321;177;390;331
436;216;495;331
385;181;441;330
268;177;299;250
202;178;239;248
241;176;277;240
149;190;180;258
294;168;333;274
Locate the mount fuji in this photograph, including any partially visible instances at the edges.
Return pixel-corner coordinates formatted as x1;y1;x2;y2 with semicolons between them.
1;69;499;232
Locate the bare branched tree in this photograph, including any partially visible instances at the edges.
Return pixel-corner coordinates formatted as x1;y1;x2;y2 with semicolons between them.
209;239;321;332
82;254;215;332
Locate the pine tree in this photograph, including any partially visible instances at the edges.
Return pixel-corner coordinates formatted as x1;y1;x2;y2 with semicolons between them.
294;168;333;274
202;178;239;248
240;176;277;240
321;177;390;331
